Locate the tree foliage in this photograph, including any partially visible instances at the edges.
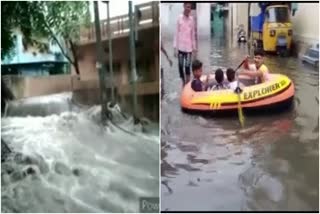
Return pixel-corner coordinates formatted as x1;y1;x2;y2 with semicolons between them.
1;1;90;74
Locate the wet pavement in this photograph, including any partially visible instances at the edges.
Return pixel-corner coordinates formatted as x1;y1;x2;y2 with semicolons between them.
161;35;319;211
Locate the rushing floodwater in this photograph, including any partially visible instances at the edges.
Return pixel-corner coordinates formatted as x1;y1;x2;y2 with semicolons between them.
1;93;159;213
161;35;319;211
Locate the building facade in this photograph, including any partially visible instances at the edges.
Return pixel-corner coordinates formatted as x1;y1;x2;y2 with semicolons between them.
73;1;159;120
290;3;319;56
1;31;69;76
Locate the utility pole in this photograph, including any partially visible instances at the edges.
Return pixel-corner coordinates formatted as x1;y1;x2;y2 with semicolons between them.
134;5;139;42
230;3;233;46
94;1;109;123
106;1;114;103
128;1;138;123
248;3;254;57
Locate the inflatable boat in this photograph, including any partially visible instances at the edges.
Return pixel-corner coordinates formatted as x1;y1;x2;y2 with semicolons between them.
181;73;294;115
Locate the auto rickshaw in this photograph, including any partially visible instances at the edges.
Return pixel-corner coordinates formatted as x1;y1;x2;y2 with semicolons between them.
250;3;295;56
262;5;292;55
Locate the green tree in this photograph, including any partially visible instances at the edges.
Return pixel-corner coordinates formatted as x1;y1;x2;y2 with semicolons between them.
1;1;90;75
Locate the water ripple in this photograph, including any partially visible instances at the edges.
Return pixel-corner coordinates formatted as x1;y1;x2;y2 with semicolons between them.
161;33;318;211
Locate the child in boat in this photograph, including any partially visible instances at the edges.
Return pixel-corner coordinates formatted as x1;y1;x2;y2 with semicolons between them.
226;68;244;91
226;68;238;90
191;59;210;92
241;49;270;83
211;68;227;90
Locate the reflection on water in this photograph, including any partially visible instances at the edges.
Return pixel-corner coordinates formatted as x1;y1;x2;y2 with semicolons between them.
161;35;318;211
1;93;159;213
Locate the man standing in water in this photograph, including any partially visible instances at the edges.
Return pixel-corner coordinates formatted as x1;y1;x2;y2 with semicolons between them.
174;2;197;87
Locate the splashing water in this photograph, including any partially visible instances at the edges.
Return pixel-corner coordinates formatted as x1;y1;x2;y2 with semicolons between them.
1;93;159;213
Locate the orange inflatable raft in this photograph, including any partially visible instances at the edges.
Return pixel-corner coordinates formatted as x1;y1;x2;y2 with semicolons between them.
180;73;295;115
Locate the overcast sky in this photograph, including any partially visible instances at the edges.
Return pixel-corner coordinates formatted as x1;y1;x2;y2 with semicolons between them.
89;0;151;21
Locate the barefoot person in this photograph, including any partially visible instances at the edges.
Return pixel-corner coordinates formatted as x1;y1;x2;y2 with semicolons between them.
174;2;197;87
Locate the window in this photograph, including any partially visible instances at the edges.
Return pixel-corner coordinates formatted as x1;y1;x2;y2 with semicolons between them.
104;62;121;83
308;49;319;58
265;7;289;23
136;59;152;82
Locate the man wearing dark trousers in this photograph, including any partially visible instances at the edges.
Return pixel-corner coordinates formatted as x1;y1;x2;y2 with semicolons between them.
174;2;197;88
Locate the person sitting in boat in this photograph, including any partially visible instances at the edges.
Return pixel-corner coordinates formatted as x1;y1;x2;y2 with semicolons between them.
211;68;227;90
226;68;237;90
241;49;270;83
191;59;210;92
226;68;244;91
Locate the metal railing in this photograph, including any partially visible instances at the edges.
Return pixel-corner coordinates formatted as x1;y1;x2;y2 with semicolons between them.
79;1;159;45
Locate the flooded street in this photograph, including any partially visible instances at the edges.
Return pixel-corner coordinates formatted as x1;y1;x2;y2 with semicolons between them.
161;35;319;211
1;93;159;212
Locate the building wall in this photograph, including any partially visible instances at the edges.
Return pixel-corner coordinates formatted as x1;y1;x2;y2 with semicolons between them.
161;3;183;40
291;3;319;43
2;32;68;66
1;31;69;76
3;73;159;121
291;3;319;57
2;75;72;98
225;4;232;44
160;3;170;34
217;3;250;46
70;26;159;121
73;27;159;81
232;3;249;39
197;3;211;39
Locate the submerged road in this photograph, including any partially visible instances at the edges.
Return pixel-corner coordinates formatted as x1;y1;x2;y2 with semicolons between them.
161;35;319;211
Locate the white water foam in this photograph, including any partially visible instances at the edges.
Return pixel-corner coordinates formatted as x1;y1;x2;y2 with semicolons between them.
2;95;159;213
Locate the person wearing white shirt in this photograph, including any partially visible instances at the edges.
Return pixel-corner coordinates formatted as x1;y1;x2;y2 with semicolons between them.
226;68;244;91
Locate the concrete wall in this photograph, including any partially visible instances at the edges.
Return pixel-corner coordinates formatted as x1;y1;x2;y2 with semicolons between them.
291;3;319;57
161;3;183;40
225;4;232;45
197;3;211;39
71;24;159;121
73;27;159;82
3;74;159;121
160;3;170;34
232;3;249;39
292;3;319;44
2;75;72;99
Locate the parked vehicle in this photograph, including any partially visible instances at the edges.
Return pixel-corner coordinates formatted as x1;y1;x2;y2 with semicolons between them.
249;3;297;56
302;45;319;67
237;29;247;43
